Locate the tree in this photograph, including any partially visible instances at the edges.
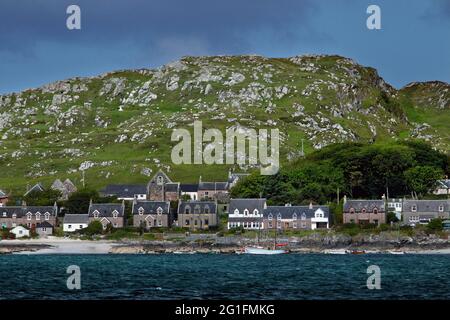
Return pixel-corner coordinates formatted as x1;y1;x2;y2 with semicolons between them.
405;166;443;196
85;221;103;236
24;189;61;206
386;212;399;223
64;189;99;215
427;219;443;232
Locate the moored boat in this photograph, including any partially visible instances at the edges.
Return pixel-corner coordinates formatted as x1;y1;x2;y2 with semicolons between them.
244;246;288;255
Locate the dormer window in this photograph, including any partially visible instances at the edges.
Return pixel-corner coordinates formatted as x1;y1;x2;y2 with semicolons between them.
277;213;282;220
2;212;6;217
244;209;249;216
253;209;259;215
439;205;444;212
112;210;119;219
157;207;163;215
138;207;144;216
234;209;239;215
292;213;297;220
93;210;100;218
204;206;210;214
27;212;32;220
185;206;191;214
45;213;50;220
361;208;366;214
301;213;306;220
12;213;16;219
268;213;273;221
36;212;41;221
350;208;355;214
194;206;200;214
412;205;417;212
373;208;378;214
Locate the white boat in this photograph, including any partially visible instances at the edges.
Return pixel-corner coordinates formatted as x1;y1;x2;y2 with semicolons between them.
244;246;288;255
324;250;347;255
388;250;405;255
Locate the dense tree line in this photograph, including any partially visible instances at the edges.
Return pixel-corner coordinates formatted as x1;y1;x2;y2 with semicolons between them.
231;141;448;205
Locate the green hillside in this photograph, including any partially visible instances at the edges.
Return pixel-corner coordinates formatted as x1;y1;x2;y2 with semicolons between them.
0;54;448;193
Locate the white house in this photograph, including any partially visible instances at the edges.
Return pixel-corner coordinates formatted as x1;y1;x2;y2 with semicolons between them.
387;198;403;221
10;226;30;238
63;214;89;232
227;198;266;230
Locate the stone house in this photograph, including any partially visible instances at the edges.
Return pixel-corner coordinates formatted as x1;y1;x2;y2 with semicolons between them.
0;202;58;229
132;200;171;229
197;178;229;202
263;203;330;230
51;178;78;200
343;199;386;225
177;201;218;230
402;200;450;225
227;198;266;230
36;221;54;236
88;201;125;229
147;170;180;201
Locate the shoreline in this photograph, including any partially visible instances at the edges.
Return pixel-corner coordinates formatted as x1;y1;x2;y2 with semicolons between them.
2;238;450;255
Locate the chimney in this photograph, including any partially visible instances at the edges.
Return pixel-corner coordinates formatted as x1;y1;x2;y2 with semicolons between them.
309;202;313;209
343;195;347;205
285;203;291;207
133;196;138;206
22;200;27;208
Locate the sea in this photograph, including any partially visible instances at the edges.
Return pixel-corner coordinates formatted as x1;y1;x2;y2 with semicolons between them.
0;253;449;300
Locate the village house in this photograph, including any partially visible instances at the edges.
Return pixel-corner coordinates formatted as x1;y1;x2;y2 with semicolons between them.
0;202;58;229
100;184;147;201
10;226;30;238
387;198;403;221
36;221;54;237
343;198;386;225
180;184;199;200
63;214;89;232
197;177;229;202
263;203;330;230
51;178;77;200
24;183;45;197
402;200;450;225
147;170;180;201
132;199;171;229
177;200;218;230
433;179;450;196
227;198;266;230
0;189;9;206
88;201;125;229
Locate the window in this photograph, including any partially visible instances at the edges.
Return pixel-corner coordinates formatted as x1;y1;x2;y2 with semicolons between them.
268;221;273;228
194;206;200;214
112;210;119;219
373;219;378;225
114;223;118;227
185;206;191;214
68;225;72;229
138;207;144;215
293;222;297;229
439;205;444;212
157;176;164;185
158;220;162;227
157;207;163;215
2;212;6;217
268;213;273;221
12;213;16;219
412;205;417;212
185;219;190;226
244;209;249;216
253;209;259;216
301;213;306;220
79;225;83;229
361;208;366;214
204;219;209;225
93;210;100;218
45;213;50;220
234;209;239;215
277;221;281;229
373;208;378;214
204;206;210;214
277;213;282;220
27;212;32;220
36;212;41;220
293;213;297;220
301;222;307;228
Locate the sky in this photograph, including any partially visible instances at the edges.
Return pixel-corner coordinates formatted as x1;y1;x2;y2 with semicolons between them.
0;0;449;94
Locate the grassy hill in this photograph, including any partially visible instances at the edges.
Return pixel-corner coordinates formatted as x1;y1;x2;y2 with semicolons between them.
0;54;448;193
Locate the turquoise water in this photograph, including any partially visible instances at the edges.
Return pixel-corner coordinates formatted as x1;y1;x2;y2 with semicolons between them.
0;254;449;300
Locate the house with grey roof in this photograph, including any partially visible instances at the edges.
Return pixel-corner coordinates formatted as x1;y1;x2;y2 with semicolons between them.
433;179;450;196
88;201;125;229
51;178;78;200
263;203;330;230
402;200;450;225
132;200;171;229
197;177;229;202
36;221;54;237
147;170;180;201
180;184;199;201
343;199;386;225
24;183;45;197
63;214;89;232
100;184;147;201
177;200;218;230
0;202;58;229
228;171;250;189
228;198;266;230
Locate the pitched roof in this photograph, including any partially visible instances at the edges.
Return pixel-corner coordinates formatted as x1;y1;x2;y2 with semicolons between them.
24;183;45;196
64;214;89;224
228;173;250;184
88;203;125;217
51;179;65;191
343;200;385;212
132;201;170;215
264;205;330;219
0;189;7;198
0;206;57;218
100;184;147;198
198;182;229;191
180;184;199;192
229;198;266;213
63;179;77;193
36;221;54;229
178;201;217;215
165;183;180;192
403;200;450;212
437;180;450;189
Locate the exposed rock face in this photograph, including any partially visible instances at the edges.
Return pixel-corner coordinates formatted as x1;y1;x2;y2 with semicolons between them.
0;54;448;188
